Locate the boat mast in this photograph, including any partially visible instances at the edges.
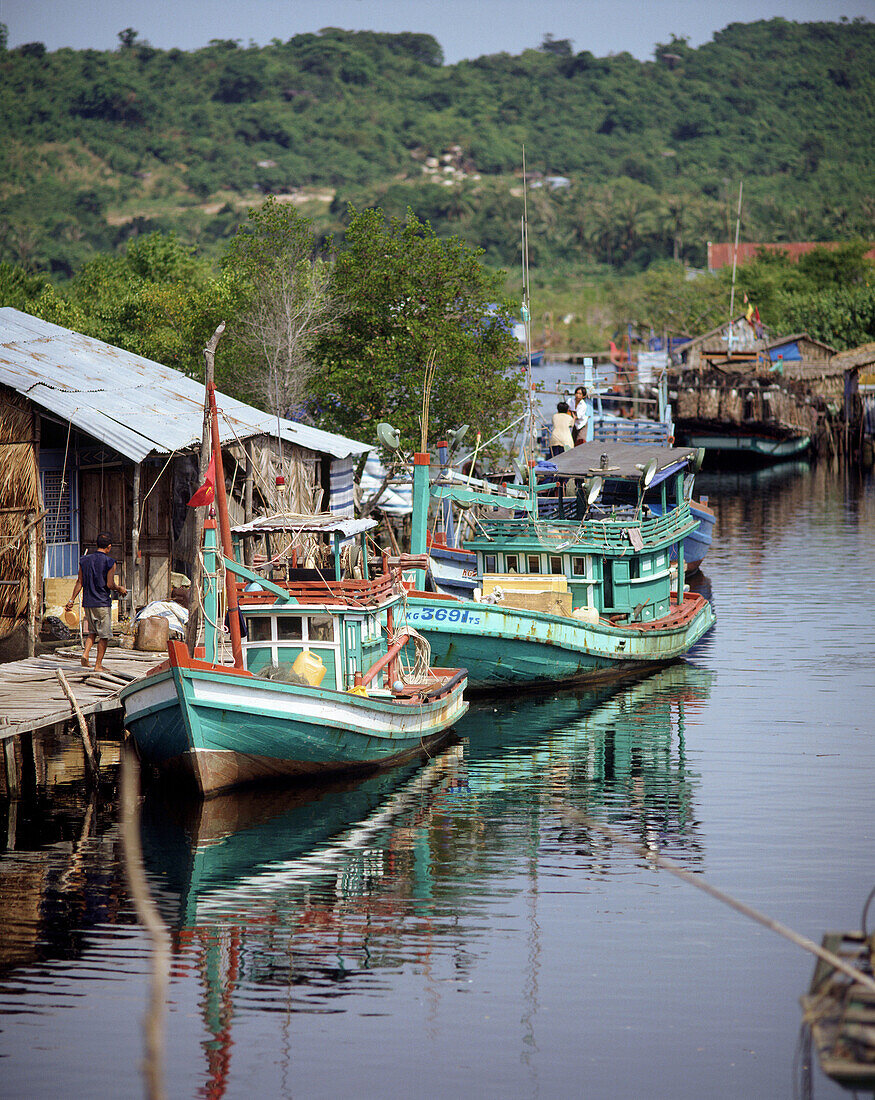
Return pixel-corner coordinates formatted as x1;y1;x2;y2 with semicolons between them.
726;180;743;354
521;147;536;468
207;382;244;669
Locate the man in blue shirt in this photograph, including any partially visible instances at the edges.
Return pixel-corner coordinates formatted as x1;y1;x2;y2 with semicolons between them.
65;532;127;671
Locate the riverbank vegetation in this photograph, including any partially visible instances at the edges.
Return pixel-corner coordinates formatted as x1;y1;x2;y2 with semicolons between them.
0;18;873;440
1;19;871;275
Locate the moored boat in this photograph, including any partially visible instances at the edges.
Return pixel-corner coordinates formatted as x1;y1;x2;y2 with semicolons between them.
400;443;715;692
122;383;467;796
800;928;875;1090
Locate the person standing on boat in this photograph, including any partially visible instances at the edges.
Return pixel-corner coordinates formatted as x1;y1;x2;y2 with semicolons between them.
549;401;575;457
572;387;589;444
65;532;127;672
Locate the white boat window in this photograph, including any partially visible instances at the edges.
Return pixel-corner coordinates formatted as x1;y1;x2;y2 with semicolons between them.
549;556;563;574
277;617;303;641
309;614;334;642
485;554;497;573
505;554;519;573
571;556;588;576
527;555;542;574
247;617;272;643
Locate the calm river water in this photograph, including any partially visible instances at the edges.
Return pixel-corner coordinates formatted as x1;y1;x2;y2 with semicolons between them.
1;461;874;1099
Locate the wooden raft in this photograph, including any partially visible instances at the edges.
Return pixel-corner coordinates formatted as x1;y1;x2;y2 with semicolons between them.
0;648;160;741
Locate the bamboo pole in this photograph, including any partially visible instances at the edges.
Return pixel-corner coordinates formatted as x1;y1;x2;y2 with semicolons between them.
243;440;254;567
132;462;141;615
120;746;170;1100
55;668;100;782
186;322;225;655
208;380;244;669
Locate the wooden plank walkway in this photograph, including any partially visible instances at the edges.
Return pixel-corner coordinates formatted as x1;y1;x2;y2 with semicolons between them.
0;648;161;740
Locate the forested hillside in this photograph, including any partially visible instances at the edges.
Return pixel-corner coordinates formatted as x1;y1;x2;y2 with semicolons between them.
1;18;873;277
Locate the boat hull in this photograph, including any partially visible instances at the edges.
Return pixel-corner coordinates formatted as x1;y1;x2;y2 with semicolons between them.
121;661;467;796
402;593;714;692
682;431;811;462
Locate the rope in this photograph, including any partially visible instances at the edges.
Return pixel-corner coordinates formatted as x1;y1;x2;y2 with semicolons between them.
395;624;431;685
137;450;180;533
553;800;875;996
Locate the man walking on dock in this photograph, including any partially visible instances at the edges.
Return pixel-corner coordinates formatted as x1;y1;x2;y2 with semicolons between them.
65;533;127;672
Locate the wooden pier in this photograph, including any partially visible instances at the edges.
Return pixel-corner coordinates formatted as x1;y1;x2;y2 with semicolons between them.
0;648;157;794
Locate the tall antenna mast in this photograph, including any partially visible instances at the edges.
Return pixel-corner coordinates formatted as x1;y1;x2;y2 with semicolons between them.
521;147;535;466
727;180;743;353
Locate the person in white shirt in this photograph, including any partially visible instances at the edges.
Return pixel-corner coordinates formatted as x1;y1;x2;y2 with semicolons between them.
572;387;589;444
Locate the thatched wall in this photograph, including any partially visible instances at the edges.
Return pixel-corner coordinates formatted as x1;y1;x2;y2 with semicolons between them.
0;387;43;641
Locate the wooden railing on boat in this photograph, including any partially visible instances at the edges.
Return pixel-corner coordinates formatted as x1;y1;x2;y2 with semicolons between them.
475;504;699;551
235;571;398;607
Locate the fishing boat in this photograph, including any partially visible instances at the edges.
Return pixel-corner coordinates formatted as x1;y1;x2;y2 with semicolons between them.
800;927;875;1090
121;384;467;796
539;364;715;575
399;443;715;692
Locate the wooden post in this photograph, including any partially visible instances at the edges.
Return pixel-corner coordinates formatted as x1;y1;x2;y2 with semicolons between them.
243;441;254;567
186;322;225;656
32;732;46;788
26;511;38;657
132;462;141;615
56;668;100;783
3;738;19;799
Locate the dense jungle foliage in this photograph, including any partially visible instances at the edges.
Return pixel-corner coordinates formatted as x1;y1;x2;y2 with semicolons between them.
0;19;873;444
1;18;873;277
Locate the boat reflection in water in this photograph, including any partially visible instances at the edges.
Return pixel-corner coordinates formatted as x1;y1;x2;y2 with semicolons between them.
139;662;712;1088
144;663;713;927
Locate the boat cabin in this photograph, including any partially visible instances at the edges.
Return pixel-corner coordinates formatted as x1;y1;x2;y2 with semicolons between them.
462;445;701;625
228;514;396;691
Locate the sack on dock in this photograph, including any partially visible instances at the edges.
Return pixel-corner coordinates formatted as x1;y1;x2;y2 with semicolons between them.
136;615;170;652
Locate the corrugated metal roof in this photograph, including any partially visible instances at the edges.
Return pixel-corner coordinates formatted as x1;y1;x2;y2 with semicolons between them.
0;308;369;463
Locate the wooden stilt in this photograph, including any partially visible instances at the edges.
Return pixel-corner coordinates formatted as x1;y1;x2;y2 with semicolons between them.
3;738;19;798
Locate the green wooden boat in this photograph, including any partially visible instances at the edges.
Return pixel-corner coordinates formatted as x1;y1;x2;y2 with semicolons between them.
121;516;468;795
121;382;467;796
400;443;715;691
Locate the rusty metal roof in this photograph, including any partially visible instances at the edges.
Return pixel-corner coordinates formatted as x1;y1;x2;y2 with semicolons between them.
0;309;369;463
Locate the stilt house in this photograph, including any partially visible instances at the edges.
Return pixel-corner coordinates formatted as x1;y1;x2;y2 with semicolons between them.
0;309;369;658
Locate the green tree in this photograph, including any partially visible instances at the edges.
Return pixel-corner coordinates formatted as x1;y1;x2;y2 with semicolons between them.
313;207;523;450
222;197;338;416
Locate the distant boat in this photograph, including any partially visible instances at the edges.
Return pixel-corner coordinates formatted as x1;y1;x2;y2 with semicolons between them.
679;430;811;462
518;348;545;366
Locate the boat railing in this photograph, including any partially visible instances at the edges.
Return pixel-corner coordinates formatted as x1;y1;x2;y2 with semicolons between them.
475;503;697;550
235;571;399;607
591;419;672;445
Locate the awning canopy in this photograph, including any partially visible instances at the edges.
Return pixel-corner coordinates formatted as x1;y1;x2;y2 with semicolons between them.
550;443;698;481
231;513;378;537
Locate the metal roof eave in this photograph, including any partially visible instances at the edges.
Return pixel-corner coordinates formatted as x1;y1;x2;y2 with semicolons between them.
0;308;371;462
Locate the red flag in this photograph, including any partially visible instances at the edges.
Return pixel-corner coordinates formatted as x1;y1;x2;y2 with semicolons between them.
187;455;216;507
